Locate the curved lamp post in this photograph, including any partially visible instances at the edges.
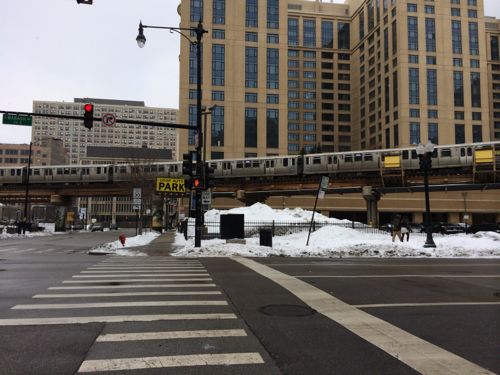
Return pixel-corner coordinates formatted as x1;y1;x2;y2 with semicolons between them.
416;141;436;248
136;20;207;248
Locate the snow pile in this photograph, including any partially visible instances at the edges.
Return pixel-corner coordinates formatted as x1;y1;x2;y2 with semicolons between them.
0;222;58;239
173;204;500;258
89;232;160;256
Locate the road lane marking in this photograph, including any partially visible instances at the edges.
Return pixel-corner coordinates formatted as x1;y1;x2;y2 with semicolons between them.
13;300;228;309
33;291;222;298
10;248;37;254
49;284;217;290
355;302;500;308
82;270;207;273
77;353;264;373
34;249;57;254
87;267;205;270
97;329;247;342
234;257;494;375
62;278;212;283
74;273;208;278
269;263;500;267
297;274;500;278
0;248;20;253
0;313;237;326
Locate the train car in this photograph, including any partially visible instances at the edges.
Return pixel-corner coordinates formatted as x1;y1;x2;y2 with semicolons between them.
302;151;380;175
0;167;24;184
210;155;299;178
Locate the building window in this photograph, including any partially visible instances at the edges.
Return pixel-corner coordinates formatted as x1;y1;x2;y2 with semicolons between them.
470;72;481;107
213;0;225;24
212;44;225;86
188;105;197;145
266;48;279;89
303;19;316;48
409;55;419;64
409;68;420;105
427;69;438;105
425;18;436;52
246;0;258;27
392;20;397;54
212;91;225;101
426;56;437;65
472;112;481;121
359;11;365;39
267;0;279;29
455;124;465;144
468;22;479;55
452;21;462;54
190;0;203;22
453;58;463;67
410;109;420;117
451;8;461;17
189;44;202;85
393;71;398;107
472;125;482;142
384;28;389;60
266;109;279;148
212;29;225;39
245;93;257;102
491;36;499;61
428;123;439;144
467;0;476;6
407;16;418;51
211;106;224;147
410;122;420;144
245;108;257;147
245;47;257;88
245;32;258;42
338;23;350;50
322;20;334;48
454;71;464;106
267;94;279;104
288;18;299;46
425;5;435;14
267;33;279;43
470;59;480;68
407;3;417;12
468;9;477;18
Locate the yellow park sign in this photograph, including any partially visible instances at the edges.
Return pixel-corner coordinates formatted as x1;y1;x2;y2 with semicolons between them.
155;178;186;193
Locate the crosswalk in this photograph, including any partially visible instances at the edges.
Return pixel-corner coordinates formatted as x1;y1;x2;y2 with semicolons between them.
0;257;278;374
0;245;75;255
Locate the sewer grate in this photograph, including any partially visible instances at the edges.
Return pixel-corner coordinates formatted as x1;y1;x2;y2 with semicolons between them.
258;304;316;317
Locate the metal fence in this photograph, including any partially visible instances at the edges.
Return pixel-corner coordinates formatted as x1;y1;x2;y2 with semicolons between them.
181;220;394;240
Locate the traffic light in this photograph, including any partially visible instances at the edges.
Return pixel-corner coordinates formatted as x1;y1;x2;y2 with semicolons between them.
83;103;94;130
204;162;216;190
192;176;203;190
182;151;197;188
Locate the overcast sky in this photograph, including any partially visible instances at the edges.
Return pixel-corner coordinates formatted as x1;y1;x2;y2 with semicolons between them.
1;0;499;144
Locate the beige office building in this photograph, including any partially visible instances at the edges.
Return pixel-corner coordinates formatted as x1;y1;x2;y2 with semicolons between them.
178;0;499;159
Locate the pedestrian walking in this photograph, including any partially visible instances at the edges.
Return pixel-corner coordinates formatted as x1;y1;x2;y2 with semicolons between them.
391;214;402;242
400;215;410;242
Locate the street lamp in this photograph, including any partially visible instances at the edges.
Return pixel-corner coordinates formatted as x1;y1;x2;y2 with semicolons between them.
136;20;207;248
201;105;217;161
416;141;436;248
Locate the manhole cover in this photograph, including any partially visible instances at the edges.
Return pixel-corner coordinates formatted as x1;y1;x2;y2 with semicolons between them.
258;304;316;317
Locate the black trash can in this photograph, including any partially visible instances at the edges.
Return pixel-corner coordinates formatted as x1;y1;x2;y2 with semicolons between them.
259;228;272;247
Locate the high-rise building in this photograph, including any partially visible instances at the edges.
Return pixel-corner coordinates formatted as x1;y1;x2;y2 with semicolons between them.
32;98;178;164
178;0;498;159
0;138;67;167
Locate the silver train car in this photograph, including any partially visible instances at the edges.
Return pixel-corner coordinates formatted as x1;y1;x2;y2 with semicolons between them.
0;141;498;185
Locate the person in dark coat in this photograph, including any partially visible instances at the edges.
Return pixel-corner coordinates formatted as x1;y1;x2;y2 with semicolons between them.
391;214;402;242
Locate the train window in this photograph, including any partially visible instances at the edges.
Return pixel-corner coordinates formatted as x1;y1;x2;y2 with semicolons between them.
354;153;363;162
345;155;353;162
364;154;373;161
96;167;101;174
460;148;465;157
266;160;275;167
411;150;418;159
467;147;472;156
441;149;451;157
10;169;14;176
402;151;409;159
313;157;321;164
70;169;77;175
151;165;157;172
119;166;127;173
64;168;70;175
244;160;252;168
291;158;296;165
0;170;3;176
57;169;63;175
158;165;165;172
236;161;244;169
333;156;338;164
283;158;289;167
252;161;260;168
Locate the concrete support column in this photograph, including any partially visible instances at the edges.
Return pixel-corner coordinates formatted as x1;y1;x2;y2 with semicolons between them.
448;212;460;224
362;186;381;227
50;195;72;232
111;197;117;225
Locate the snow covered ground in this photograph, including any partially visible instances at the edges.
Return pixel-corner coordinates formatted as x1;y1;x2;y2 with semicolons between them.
172;203;500;258
0;223;58;239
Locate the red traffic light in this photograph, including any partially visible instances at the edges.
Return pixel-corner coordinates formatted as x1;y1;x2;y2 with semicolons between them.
84;103;93;112
193;177;201;189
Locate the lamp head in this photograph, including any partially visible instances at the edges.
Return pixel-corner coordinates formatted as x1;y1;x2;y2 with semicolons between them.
136;22;146;48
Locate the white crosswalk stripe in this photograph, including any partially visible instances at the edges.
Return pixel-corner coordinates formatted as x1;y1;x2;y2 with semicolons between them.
1;257;273;373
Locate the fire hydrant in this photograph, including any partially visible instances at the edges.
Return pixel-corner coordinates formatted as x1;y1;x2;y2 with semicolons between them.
119;234;126;247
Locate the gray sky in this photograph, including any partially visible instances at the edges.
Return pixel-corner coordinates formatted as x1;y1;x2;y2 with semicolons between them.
1;0;499;144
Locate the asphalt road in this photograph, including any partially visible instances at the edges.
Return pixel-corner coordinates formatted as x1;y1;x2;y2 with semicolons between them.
0;233;498;374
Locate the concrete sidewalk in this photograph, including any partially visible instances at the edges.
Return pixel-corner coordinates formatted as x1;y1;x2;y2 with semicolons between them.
134;230;179;256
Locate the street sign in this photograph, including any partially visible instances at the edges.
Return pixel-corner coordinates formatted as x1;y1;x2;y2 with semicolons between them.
202;191;212;205
2;113;32;126
132;188;142;210
156;178;186;193
102;113;116;127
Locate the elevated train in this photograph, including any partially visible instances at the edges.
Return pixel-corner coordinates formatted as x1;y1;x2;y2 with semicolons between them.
0;141;498;185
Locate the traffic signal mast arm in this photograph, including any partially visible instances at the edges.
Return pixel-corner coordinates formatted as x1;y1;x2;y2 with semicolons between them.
0;110;196;130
